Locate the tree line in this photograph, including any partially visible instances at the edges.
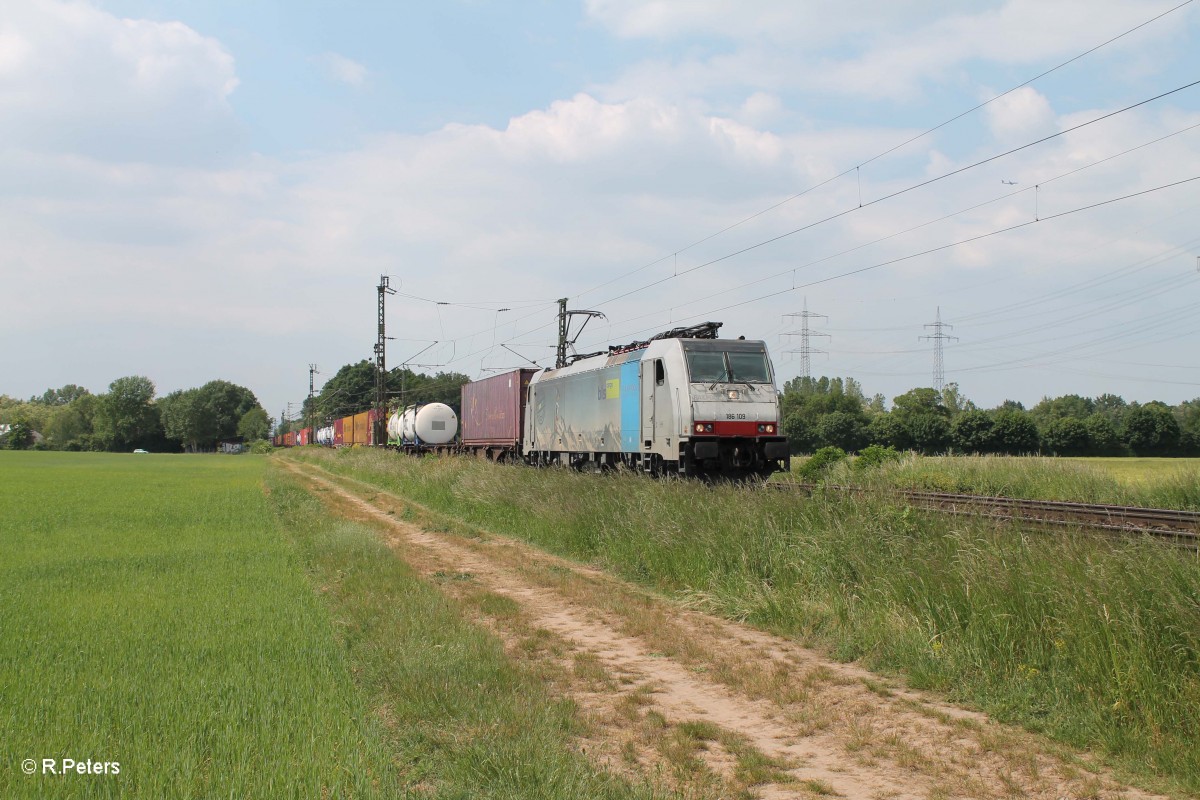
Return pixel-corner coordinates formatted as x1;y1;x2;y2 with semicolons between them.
783;377;1200;457
9;369;1195;457
0;377;271;452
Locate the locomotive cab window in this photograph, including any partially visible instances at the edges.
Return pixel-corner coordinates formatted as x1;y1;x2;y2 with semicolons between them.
655;359;665;386
727;352;770;383
686;351;728;382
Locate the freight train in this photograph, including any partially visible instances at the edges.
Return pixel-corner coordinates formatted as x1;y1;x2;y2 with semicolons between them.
275;322;789;478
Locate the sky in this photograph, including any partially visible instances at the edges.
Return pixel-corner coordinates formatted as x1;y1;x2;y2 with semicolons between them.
2;0;1199;421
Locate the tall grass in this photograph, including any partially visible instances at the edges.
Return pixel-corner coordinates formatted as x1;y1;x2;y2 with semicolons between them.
0;452;400;798
293;448;1200;794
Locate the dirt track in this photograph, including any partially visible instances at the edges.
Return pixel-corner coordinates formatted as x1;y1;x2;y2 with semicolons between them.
283;460;1165;800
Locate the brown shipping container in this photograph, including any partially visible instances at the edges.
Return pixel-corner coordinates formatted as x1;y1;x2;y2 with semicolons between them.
461;368;536;446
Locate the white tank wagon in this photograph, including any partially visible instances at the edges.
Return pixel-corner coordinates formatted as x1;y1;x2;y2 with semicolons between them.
387;403;459;448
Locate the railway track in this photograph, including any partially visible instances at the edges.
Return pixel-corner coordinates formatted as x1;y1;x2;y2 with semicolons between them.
770;482;1200;545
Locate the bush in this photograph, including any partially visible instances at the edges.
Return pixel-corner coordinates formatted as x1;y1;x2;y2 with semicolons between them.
797;446;847;482
852;444;902;472
250;440;274;455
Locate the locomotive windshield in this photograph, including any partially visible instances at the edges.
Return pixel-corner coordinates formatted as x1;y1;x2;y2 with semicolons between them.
686;352;728;382
727;352;771;382
685;350;772;383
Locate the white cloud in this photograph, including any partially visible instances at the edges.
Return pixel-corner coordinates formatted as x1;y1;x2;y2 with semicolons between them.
585;0;945;44
0;0;239;163
984;86;1057;144
313;52;368;87
588;0;1193;102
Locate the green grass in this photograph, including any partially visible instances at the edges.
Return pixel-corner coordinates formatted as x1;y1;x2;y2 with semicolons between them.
0;451;661;800
0;451;399;798
800;453;1200;510
289;448;1200;796
1065;457;1200;485
263;466;659;800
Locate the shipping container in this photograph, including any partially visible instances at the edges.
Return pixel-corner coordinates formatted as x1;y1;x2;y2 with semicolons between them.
461;368;536;449
349;411;370;445
333;417;344;446
284;431;296;447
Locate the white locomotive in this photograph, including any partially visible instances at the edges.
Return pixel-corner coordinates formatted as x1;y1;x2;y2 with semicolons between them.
520;323;788;478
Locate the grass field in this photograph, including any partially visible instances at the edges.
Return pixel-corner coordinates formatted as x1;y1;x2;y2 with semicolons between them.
0;451;401;798
289;447;1200;796
0;452;654;799
794;453;1200;509
1065;456;1200;485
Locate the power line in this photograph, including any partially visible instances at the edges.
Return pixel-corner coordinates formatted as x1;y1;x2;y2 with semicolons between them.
427;9;1199;370
565;122;1200;351
475;81;1200;365
568;0;1195;303
581;176;1200;347
851;295;1200;381
583;78;1200;315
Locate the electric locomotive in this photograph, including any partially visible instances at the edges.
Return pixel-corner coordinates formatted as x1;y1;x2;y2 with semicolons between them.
522;322;789;478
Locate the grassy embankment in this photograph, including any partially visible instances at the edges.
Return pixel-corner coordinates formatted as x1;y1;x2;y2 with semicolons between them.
796;453;1200;510
0;452;655;800
289;447;1200;796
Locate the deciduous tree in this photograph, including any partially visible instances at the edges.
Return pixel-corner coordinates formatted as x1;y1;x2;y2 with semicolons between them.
1123;403;1180;456
93;376;161;451
237;407;271;442
991;410;1040;455
951;410;995;453
1041;417;1090;456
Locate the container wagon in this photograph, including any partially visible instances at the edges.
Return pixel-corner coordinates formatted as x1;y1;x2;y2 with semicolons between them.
460;368;536;461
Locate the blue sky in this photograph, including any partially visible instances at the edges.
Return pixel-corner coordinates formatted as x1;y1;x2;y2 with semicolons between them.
96;1;636;153
2;0;1199;421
